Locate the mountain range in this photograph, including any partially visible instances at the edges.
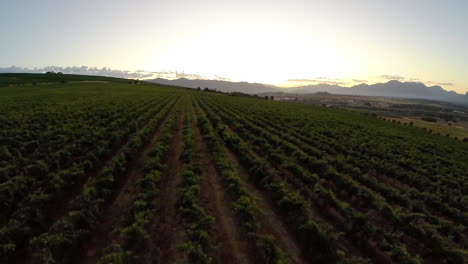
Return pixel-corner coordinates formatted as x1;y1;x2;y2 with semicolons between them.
149;78;275;94
148;78;467;105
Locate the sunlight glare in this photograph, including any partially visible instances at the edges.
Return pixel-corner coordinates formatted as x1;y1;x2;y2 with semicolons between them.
149;24;351;84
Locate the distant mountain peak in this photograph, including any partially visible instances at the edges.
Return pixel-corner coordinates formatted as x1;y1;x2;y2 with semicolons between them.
291;80;466;104
148;78;467;105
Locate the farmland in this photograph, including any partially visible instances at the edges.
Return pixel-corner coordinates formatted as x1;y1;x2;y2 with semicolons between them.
1;75;467;264
263;92;468;141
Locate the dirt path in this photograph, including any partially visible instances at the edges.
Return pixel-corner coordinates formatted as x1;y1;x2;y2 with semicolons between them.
80;100;179;264
221;120;376;262
191;101;252;264
209;102;367;262
136;101;186;264
18;99;178;264
49;99;176;224
225;150;307;264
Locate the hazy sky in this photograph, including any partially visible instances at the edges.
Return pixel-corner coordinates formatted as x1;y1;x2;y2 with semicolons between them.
1;0;467;93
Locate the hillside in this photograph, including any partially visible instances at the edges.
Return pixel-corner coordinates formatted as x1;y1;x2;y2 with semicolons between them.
149;77;467;105
149;77;277;94
1;74;467;264
0;73;131;86
289;80;468;105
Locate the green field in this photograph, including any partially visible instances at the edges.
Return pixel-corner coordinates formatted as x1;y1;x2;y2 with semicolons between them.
384;117;468;140
0;73;130;86
1;74;467;264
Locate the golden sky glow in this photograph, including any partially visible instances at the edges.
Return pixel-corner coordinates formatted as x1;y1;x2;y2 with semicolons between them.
1;0;467;93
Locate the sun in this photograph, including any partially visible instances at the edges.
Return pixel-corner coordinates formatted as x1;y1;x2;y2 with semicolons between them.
148;24;351;84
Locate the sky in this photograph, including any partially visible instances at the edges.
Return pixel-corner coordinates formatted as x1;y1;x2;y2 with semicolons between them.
0;0;467;93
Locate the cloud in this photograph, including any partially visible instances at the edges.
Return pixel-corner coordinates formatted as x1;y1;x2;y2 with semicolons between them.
434;82;454;86
352;79;367;83
0;66;230;82
287;77;349;86
379;75;455;86
0;65;157;79
322;80;347;85
214;75;231;81
425;80;454;86
174;71;207;79
378;75;454;87
288;79;316;82
380;74;405;81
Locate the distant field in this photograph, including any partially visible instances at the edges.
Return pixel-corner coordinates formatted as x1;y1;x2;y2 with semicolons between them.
0;73;130;86
280;92;468;141
1;74;467;264
384;116;468;140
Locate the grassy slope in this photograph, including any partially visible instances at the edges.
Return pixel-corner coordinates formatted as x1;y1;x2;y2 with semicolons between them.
384;117;468;140
0;73;131;86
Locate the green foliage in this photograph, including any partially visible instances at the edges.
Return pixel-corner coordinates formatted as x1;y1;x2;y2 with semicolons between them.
0;73;129;86
195;92;467;263
99;105;181;262
195;100;292;263
255;235;290;264
0;79;180;262
1;75;467;263
97;243;133;264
